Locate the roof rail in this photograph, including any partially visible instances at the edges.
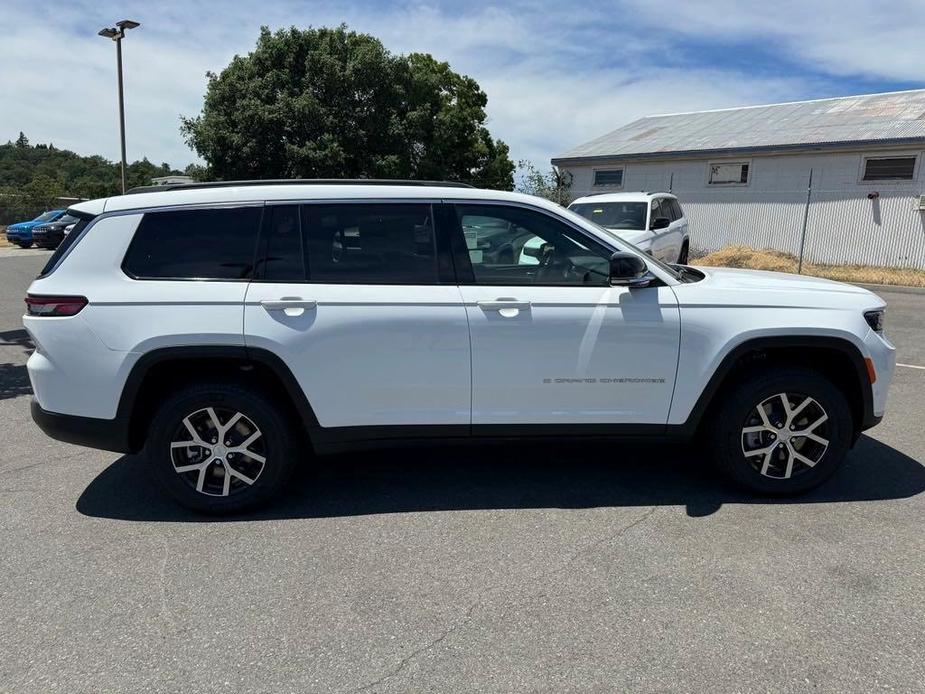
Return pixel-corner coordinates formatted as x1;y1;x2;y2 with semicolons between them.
125;178;476;195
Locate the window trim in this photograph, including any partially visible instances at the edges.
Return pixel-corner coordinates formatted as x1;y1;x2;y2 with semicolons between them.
591;167;625;189
121;204;264;282
706;160;751;187
447;201;623;288
858;153;919;184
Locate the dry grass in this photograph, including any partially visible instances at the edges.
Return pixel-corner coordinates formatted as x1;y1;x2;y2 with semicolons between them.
695;245;925;288
0;227;13;248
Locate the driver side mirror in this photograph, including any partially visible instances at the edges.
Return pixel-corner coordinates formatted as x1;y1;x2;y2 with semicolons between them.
609;252;652;287
650;216;671;230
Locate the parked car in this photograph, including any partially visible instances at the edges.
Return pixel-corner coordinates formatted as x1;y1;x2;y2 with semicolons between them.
5;209;67;248
25;181;894;513
31;214;79;249
568;192;690;264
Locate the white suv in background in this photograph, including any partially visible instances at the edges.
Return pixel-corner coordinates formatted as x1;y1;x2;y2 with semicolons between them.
569;191;690;264
25;181;894;513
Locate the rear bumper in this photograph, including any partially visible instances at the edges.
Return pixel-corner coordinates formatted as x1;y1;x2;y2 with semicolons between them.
31;398;134;453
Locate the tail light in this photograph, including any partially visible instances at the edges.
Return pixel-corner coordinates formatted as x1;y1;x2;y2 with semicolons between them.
24;295;88;317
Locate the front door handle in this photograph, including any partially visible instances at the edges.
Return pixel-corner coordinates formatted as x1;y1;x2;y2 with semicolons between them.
260;298;317;315
477;299;531;311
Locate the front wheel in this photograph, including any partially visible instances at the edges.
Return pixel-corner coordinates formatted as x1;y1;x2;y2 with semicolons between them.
146;383;301;513
708;368;853;495
677;240;689;264
17;241;32;249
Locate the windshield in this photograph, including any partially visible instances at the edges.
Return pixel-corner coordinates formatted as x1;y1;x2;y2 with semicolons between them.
33;210;62;222
569;202;647;229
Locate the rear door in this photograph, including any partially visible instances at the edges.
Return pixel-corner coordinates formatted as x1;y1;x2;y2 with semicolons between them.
450;202;680;427
243;201;470;433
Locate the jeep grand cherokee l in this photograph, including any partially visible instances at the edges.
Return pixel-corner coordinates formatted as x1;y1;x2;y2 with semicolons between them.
25;180;895;513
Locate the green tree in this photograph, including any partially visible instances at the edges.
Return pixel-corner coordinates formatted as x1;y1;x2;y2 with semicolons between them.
516;161;573;205
23;174;64;208
15;132;29;148
181;25;514;189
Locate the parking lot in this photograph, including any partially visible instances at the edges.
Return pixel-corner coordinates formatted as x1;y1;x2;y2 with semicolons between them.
1;248;923;693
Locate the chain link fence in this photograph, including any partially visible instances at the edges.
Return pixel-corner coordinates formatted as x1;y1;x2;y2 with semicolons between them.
680;182;925;269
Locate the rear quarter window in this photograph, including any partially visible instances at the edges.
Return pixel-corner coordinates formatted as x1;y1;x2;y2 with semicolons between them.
38;212;94;278
122;206;262;280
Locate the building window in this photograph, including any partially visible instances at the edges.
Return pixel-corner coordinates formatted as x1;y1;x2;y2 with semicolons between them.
593;169;624;187
862;156;916;181
708;162;750;185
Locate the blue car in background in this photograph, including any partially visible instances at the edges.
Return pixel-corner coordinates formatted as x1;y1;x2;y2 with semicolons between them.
5;209;67;248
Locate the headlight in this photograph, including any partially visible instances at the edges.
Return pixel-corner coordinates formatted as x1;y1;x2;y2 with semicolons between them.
864;309;885;333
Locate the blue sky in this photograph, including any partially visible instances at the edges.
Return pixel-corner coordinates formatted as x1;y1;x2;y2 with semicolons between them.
1;0;922;170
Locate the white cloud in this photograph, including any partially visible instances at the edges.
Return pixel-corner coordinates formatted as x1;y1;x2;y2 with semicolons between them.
0;0;913;172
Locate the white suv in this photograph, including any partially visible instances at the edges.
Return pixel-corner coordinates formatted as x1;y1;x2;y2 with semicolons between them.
569;192;690;263
25;181;894;513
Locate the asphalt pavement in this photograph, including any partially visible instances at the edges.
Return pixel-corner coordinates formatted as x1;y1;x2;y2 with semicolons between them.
1;250;923;693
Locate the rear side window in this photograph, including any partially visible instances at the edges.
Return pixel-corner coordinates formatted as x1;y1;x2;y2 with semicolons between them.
259;205;304;282
123;206;261;280
300;203;437;284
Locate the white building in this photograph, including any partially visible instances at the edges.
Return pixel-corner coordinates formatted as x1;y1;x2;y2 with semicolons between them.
552;90;925;268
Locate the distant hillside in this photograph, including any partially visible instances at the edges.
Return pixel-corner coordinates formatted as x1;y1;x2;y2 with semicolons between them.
0;132;201;223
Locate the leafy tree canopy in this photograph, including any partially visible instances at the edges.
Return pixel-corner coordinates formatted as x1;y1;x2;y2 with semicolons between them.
516;161;573;206
0;137;189;223
181;25;514;190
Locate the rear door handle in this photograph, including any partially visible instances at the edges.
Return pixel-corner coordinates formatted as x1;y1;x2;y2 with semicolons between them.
477;299;531;311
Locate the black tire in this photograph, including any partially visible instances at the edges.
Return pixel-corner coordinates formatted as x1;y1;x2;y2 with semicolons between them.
708;367;853;495
145;382;301;513
17;241;32;249
677;240;689;264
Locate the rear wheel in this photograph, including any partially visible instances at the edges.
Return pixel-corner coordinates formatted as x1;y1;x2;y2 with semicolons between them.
146;382;301;513
708;368;853;494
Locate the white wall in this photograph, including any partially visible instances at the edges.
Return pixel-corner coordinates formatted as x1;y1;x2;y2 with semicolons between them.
561;150;925;268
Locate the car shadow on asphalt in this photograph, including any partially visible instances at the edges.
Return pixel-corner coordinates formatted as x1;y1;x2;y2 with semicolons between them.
0;328;33;401
76;434;925;521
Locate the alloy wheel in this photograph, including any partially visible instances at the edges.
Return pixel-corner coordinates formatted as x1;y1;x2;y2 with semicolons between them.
740;392;830;479
169;406;267;497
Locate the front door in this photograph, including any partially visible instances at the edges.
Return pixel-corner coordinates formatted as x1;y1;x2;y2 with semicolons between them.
244;202;470;431
450;202;680;427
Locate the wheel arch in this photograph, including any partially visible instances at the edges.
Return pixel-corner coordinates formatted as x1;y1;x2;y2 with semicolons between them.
682;335;874;439
118;345;320;452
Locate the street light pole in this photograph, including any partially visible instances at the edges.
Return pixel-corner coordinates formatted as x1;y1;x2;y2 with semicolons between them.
98;20;140;195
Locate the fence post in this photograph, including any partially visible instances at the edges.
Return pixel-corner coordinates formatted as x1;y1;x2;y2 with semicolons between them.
797;168;813;274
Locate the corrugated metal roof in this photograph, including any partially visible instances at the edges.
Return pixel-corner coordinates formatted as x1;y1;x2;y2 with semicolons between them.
553;89;925;163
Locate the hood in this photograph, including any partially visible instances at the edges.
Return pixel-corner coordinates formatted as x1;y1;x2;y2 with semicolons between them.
603;228;650;247
677;265;883;310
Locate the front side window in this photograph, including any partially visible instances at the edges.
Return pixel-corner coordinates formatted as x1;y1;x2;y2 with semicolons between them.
650;199;671;226
669;198;683;220
123;206;261;280
569;201;647;230
456;204;610;286
300;203;437;284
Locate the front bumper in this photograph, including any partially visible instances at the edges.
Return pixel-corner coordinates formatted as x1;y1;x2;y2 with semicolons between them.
31;398;134;453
